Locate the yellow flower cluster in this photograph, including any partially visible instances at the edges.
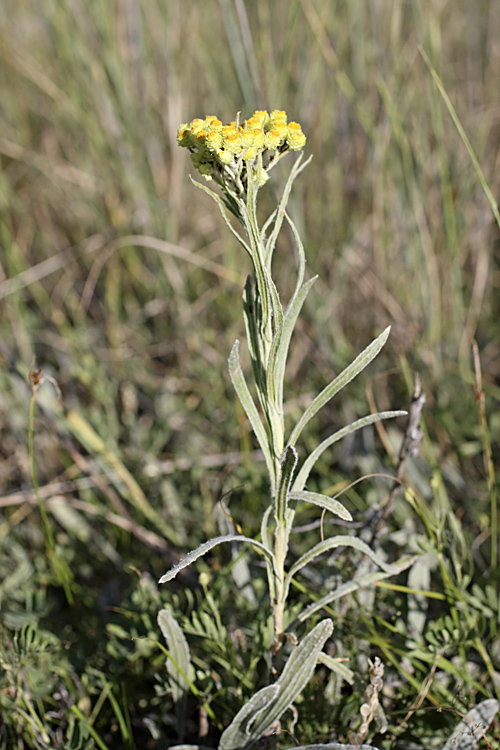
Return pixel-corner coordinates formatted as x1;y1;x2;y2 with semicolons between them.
177;110;306;182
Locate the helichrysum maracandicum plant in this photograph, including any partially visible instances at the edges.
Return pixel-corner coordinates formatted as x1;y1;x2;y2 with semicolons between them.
158;110;412;750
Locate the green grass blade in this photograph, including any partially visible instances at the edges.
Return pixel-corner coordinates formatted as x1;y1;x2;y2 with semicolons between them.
419;46;500;230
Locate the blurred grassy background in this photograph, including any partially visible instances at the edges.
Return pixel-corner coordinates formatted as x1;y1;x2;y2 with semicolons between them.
1;0;500;747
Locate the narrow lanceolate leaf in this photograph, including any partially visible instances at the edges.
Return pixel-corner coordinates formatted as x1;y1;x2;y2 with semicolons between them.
275;274;318;412
190;177;251;255
275;446;298;525
288;327;391;447
157;609;191;703
283;536;396;602
264;152;313;266
265;271;285;414
218;685;279;750
220;619;334;750
288;490;352;521
441;698;498;750
260;504;277;602
158;534;277;584
228;340;276;493
292;410;407;492
243;276;265;395
294;557;416;625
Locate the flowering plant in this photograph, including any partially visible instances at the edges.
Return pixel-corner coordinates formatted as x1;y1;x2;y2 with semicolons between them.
159;110;411;749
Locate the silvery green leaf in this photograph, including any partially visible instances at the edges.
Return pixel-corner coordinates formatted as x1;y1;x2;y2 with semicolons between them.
318;652;354;684
228;340;276;493
275;446;298;525
294;556;416;624
288;490;352;521
240;201;272;328
288;327;391;447
264;153;313;265
265;275;285;417
260;504;273;552
441;698;498;750
167;746;214;750
157;609;190;703
292;410;407;491
220;619;333;750
242;276;265;396
218;685;279;750
283;536;397;602
159;534;277;584
275;274;317;412
190;177;250;253
260;504;277;601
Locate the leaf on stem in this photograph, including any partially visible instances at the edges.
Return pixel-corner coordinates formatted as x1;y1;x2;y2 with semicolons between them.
158;534;277;584
274;446;299;526
228;340;276;493
274;273;317;413
288;490;352;521
292;410;407;491
288;327;391;448
283;535;396;602
293;557;416;625
264;153;313;266
190;176;251;255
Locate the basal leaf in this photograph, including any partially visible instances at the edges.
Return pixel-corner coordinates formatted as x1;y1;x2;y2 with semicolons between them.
157;609;191;703
218;685;279;750
441;698;498;750
247;619;334;748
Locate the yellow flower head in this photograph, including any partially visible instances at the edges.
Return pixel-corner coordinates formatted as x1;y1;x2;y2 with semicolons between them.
286;122;307;150
190;118;206;136
270;109;287;123
205;130;223;151
248;110;268;128
239;128;256;149
177;110;306;186
264;128;283;150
